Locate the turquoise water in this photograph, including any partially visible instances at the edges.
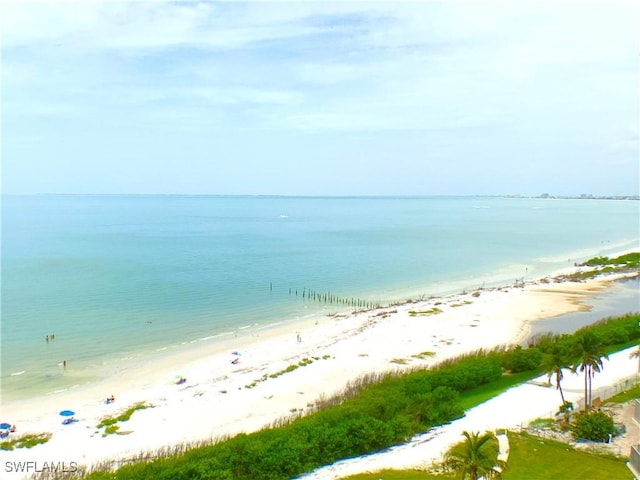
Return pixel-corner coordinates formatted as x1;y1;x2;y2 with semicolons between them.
2;195;639;399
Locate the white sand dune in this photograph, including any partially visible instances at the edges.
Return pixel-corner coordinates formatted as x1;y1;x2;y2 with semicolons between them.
0;266;637;480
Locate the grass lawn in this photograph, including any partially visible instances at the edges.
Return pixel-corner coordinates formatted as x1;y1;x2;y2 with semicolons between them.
605;341;639;356
338;431;630;480
503;431;629;480
457;370;539;411
606;382;640;404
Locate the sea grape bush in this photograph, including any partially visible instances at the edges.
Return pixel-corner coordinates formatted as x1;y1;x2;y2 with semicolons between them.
502;345;543;373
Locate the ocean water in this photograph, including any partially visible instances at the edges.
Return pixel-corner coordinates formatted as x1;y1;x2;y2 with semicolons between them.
529;276;640;338
1;195;639;400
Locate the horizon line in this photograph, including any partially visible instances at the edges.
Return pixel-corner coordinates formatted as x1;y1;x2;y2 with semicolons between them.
2;193;639;199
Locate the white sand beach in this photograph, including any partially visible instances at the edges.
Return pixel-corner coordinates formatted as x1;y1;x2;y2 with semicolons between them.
0;264;638;479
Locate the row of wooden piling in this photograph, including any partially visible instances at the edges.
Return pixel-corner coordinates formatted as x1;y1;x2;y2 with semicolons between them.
270;283;380;310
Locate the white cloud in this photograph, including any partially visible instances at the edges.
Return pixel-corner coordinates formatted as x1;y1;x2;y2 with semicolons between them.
1;1;383;52
2;0;637;194
183;86;304;106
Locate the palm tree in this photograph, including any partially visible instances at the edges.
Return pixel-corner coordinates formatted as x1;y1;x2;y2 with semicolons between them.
540;339;570;405
444;430;505;479
571;331;608;411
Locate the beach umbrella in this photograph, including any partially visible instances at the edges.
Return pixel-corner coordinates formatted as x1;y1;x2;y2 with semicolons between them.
0;423;10;430
59;410;75;417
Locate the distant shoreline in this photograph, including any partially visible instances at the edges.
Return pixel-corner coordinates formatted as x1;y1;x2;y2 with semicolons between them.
2;194;639;201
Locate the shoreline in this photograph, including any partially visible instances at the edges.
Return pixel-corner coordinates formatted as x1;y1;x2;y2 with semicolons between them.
4;264;636;407
0;253;638;477
2;239;637;402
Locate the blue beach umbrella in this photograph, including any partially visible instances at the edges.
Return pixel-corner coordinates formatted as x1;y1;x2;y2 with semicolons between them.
0;423;10;429
59;410;75;417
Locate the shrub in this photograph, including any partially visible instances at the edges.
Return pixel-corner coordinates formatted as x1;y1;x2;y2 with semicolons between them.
583;253;640;267
503;345;543;372
575;313;640;348
571;410;615;442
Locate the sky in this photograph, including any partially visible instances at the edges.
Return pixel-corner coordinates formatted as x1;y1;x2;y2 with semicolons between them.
1;0;638;196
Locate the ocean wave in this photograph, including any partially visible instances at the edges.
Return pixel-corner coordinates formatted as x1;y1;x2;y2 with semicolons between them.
46;388;69;396
197;331;235;342
10;370;25;376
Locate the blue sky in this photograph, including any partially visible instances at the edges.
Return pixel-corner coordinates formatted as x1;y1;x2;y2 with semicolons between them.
2;0;638;196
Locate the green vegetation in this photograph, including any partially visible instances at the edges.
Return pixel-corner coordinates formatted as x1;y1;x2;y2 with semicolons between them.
273;357;321;378
572;331;609;411
97;402;149;436
0;433;51;451
540;337;571;404
83;352;510;480
390;358;408;364
341;431;629;480
444;431;504;479
385;353;437;365
104;424;120;436
533;312;640;410
582;252;640;268
557;252;640;282
412;351;436;359
450;300;472;307
605;382;640;403
409;308;443;316
571;410;616;442
457;370;538;411
82;311;639;480
502;345;543;373
503;431;628;480
529;418;556;429
245;356;330;388
559;268;616;282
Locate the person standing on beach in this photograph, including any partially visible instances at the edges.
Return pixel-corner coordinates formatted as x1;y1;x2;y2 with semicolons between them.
63;360;67;369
